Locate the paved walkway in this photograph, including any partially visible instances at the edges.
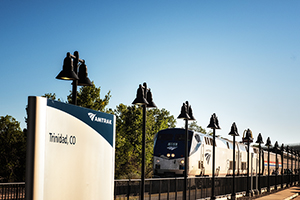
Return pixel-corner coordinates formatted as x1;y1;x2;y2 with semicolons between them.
217;186;300;200
254;186;300;200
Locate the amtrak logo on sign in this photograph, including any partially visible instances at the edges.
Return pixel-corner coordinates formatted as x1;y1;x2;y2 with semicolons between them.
88;113;97;121
88;112;112;125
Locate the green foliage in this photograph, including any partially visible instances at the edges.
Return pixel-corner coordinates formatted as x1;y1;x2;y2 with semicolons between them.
0;115;26;182
114;104;176;179
188;121;210;134
42;93;61;101
67;82;111;112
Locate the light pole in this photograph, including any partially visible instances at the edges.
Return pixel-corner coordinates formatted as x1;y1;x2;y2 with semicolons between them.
297;151;300;185
298;151;300;185
291;149;294;186
281;144;284;189
177;101;195;200
132;82;156;200
207;113;220;200
265;137;271;192
56;51;93;105
255;133;263;194
228;122;239;200
286;145;290;187
273;141;279;190
242;129;253;197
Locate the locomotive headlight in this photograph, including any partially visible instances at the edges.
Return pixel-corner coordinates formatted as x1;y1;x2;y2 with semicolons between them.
180;160;184;164
167;153;170;157
156;159;160;163
171;154;175;157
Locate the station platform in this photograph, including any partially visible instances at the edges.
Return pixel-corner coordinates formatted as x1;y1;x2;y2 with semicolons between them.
254;186;300;200
229;186;300;200
214;185;300;200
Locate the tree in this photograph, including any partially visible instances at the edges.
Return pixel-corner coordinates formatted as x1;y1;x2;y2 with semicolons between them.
43;82;111;112
0;115;26;182
42;93;61;101
67;82;111;112
114;104;176;179
188;121;210;134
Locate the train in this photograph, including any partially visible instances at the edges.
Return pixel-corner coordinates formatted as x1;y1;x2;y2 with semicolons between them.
153;128;298;177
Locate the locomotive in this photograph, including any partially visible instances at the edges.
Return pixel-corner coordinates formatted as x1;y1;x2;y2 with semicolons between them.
153;128;297;177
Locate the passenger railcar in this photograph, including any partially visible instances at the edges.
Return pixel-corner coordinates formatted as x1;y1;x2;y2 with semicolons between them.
153;128;296;177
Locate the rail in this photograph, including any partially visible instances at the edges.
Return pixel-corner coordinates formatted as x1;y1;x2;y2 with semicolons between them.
0;175;299;200
114;174;299;200
0;182;25;200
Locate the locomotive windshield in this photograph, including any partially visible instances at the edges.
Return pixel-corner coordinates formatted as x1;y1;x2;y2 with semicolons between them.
154;128;193;159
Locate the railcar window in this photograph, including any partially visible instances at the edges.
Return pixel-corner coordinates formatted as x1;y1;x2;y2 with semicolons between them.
209;138;216;146
174;134;192;141
227;142;229;149
239;145;246;151
241;162;247;170
205;137;208;145
175;134;184;141
195;134;201;143
229;161;233;170
158;134;173;140
229;161;236;170
206;137;210;145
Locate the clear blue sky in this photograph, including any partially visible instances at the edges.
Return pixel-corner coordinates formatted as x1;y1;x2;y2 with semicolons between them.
1;1;300;145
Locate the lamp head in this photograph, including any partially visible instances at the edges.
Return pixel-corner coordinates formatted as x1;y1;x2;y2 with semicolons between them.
78;62;93;86
184;101;195;121
242;129;253;144
281;143;285;151
132;84;148;105
273;141;279;150
207;113;220;129
56;52;79;80
177;102;190;119
146;89;156;108
255;133;263;144
228;122;239;136
187;105;195;121
214;113;221;129
286;145;291;154
265;137;271;147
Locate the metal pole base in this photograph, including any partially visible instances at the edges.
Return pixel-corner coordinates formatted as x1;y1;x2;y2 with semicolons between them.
246;190;253;197
253;189;259;195
249;190;254;196
256;189;261;195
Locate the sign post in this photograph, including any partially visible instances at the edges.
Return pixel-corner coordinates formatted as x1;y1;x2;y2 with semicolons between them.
26;96;115;200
